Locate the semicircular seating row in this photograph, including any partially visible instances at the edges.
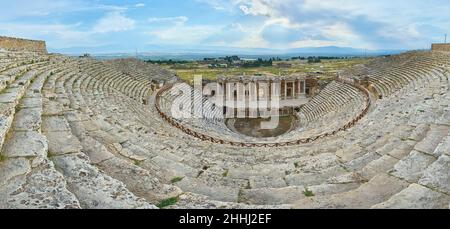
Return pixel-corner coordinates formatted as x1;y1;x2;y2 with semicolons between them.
0;50;449;209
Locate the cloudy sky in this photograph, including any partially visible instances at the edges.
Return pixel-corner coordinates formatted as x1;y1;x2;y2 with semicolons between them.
0;0;449;53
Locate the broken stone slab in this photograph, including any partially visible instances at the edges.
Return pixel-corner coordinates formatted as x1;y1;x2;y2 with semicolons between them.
0;158;31;186
118;147;147;162
42;100;64;116
359;155;399;180
228;164;290;180
414;125;449;156
51;153;156;209
327;172;366;184
408;124;430;141
0;158;81;209
388;145;415;160
98;157;182;203
42;116;71;132
292;153;340;172
294;174;409;209
286;165;347;187
308;183;360;197
12;107;42;131
391;150;436;183
79;135;115;164
249;176;287;189
419;154;450;195
240;186;306;205
170;192;291;209
371;184;450;209
20;96;42;108
45;131;82;156
0;88;23;105
343;152;381;171
151;156;199;179
2;131;48;158
335;144;364;162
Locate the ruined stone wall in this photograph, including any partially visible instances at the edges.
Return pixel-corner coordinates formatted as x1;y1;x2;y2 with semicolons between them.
0;36;47;53
432;43;450;52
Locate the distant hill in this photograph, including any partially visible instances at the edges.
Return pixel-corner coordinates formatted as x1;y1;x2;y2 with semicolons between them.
49;44;406;60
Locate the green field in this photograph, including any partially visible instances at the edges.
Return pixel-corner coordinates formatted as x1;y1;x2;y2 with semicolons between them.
163;58;372;83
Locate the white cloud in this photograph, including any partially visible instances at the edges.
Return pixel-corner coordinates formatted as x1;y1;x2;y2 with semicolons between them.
147;25;219;45
93;12;135;33
134;3;146;8
148;16;189;25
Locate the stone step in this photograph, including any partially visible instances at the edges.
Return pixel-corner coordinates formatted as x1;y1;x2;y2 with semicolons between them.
418;154;450;195
51;153;156;209
42;102;156;208
0;157;81;209
390;150;436;183
68;118;183;203
168;192;291;209
413;125;449;157
293;174;409;209
371;184;450;209
175;176;239;203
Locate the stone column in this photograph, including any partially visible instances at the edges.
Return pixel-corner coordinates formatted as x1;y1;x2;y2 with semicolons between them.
284;80;287;100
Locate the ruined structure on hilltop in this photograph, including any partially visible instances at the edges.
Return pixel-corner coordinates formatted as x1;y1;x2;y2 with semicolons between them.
432;43;450;52
0;36;47;54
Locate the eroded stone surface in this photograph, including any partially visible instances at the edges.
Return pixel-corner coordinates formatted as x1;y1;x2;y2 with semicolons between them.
0;159;81;209
391;151;436;183
2;131;47;158
51;153;156;209
419;155;450;194
372;184;450;209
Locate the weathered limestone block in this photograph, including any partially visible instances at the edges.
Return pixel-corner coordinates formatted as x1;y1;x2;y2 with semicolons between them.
176;177;238;203
0;158;31;186
151;156;198;178
98;157;182;203
414;125;449;156
240;186;306;205
408;124;430;141
2;131;47;158
360;155;399;180
391;150;436;183
45;131;82;156
52;153;155;209
79;135;115;164
419;155;450;195
42;116;71;132
19;97;42;108
309;183;360;197
372;184;450;209
170;192;291;209
294;174;409;209
343;152;381;171
249;176;287;189
12;107;42;131
286;166;347;186
0;159;80;209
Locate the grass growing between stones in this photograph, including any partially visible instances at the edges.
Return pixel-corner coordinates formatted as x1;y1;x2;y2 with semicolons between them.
156;196;179;208
222;170;229;177
171;176;184;183
303;188;315;197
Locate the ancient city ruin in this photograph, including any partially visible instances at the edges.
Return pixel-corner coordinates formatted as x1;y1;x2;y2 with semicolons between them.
0;34;449;209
